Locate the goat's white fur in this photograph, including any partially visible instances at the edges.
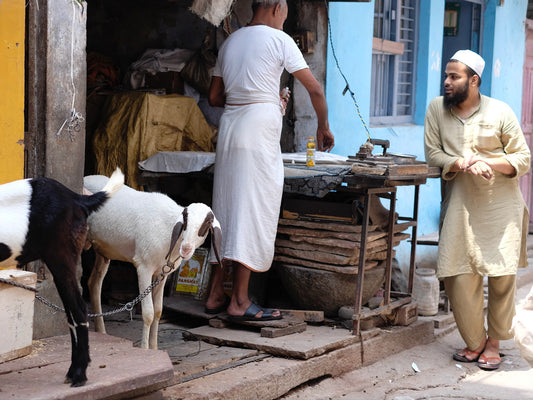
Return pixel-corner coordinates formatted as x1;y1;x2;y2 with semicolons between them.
83;175;221;349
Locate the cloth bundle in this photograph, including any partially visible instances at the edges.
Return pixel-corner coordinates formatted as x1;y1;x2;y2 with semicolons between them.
511;285;533;367
189;0;234;26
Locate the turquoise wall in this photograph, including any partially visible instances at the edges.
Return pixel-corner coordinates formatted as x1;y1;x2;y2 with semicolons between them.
325;1;374;157
488;0;527;116
414;0;445;125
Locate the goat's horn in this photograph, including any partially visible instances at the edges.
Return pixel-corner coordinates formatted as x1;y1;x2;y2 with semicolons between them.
211;225;223;267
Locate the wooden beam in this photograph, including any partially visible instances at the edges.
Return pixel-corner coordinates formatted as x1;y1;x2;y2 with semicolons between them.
372;37;404;55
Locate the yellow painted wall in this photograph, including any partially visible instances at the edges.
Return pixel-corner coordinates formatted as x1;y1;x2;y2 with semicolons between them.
0;0;25;184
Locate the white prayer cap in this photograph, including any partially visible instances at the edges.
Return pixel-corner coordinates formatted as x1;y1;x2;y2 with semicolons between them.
450;50;485;77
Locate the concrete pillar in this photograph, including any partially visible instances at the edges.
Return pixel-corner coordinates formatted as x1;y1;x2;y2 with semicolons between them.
26;0;87;339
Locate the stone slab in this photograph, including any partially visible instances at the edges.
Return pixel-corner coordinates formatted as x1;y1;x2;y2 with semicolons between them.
187;324;361;359
170;344;261;385
161;320;435;400
0;332;173;400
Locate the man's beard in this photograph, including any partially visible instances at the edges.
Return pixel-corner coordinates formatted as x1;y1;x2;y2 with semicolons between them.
443;80;469;110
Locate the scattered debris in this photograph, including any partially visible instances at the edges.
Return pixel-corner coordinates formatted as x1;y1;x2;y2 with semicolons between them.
411;362;420;373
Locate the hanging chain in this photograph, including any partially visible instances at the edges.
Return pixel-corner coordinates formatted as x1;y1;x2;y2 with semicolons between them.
0;262;175;318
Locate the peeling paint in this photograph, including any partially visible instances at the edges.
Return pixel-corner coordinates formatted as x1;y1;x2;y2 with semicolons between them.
494;58;501;78
431;51;441;71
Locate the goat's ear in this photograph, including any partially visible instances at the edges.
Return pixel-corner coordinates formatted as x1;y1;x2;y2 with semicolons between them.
166;220;184;260
198;212;214;237
182;207;188;232
211;225;223;267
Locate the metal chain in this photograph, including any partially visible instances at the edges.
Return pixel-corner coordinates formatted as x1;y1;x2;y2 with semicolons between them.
0;262;176;318
0;277;38;292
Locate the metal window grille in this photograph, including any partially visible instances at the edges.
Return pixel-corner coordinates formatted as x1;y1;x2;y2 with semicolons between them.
371;0;419;124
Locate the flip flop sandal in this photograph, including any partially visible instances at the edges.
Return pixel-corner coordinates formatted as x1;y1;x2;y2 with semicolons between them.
228;302;282;322
453;347;482;363
477;354;501;371
204;295;231;314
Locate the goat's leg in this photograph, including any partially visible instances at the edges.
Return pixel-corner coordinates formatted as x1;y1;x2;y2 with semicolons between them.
45;256;90;387
137;266;155;349
149;274;169;349
88;253;110;333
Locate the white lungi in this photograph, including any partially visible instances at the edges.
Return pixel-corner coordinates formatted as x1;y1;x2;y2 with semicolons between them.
210;102;284;272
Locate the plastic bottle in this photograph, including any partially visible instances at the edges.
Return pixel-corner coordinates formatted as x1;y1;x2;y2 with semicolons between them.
306;136;316;167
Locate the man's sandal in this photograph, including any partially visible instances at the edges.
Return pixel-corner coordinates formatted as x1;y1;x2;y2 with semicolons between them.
477;354;502;371
453;348;482;363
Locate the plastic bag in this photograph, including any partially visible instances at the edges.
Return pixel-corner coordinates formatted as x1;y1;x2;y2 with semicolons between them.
511;285;533;367
180;35;216;96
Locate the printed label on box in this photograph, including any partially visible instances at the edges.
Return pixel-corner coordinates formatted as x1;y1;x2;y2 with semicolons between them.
175;248;208;294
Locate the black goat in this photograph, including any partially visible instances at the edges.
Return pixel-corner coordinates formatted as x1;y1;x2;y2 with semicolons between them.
0;168;123;386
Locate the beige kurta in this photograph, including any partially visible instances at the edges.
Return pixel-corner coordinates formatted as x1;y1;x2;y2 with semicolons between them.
424;95;530;278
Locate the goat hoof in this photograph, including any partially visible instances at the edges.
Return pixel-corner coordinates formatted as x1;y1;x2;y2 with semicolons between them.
65;371;88;387
70;378;87;387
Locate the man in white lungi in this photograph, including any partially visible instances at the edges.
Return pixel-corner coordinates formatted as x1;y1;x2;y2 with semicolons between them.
424;50;530;370
205;0;334;321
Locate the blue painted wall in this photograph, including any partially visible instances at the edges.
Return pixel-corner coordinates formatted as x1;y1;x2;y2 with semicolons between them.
325;0;528;273
325;1;374;157
488;0;527;116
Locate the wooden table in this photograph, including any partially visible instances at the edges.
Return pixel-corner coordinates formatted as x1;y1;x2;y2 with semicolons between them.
335;165;441;334
139;161;440;334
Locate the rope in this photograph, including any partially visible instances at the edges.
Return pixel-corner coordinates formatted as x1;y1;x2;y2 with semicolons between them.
324;0;371;142
55;1;85;140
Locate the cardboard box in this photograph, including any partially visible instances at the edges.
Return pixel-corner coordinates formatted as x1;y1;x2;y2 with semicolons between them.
173;248;211;300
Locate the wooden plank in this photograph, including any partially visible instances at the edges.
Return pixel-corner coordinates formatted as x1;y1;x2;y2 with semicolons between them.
274;256;378;274
278;218;379;233
277;226;386;242
350;162;387;175
261;322;307;338
286;235;360;249
274;246;355;265
372;37;404;55
276;238;354;257
278;309;324;323
386;163;428;176
276;232;408;261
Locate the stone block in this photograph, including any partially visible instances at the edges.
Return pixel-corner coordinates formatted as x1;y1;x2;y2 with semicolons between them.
394;302;418;326
0;270;37;363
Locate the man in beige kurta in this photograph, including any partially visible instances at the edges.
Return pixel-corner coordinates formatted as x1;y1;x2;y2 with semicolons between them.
424;50;530;371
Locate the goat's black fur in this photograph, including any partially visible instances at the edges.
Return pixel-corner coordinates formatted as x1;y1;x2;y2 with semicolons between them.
0;172;122;387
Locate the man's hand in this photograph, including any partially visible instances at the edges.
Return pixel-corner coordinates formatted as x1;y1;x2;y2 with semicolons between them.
317;127;335;152
467;160;494;180
455;155;493;180
280;87;290;115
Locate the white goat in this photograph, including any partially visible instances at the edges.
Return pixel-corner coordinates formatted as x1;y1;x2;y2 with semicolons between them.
83;175;221;349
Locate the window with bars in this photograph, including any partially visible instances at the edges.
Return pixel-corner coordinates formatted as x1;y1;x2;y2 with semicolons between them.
371;0;419;124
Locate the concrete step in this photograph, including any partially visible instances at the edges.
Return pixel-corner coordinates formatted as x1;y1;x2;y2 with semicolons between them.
0;332;173;400
158;320;435;400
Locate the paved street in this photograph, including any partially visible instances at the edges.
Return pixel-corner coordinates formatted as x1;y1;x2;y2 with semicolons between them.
280;255;533;400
